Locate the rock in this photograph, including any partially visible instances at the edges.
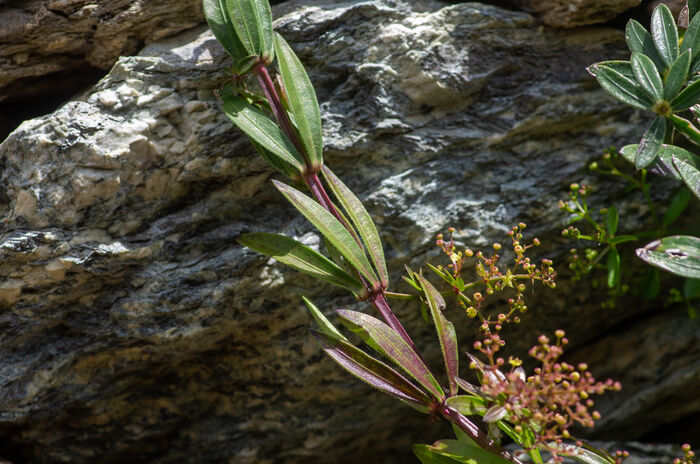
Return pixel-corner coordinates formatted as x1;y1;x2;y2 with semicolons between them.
511;0;641;27
0;0;693;463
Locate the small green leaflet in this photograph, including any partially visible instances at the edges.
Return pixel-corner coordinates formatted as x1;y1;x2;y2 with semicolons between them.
607;248;621;288
322;166;389;287
635;116;666;168
419;440;514;464
302;296;348;342
651;3;679;67
274;33;324;169
636;235;700;279
588;64;653;111
238;232;363;292
605;205;618;236
225;0;274;60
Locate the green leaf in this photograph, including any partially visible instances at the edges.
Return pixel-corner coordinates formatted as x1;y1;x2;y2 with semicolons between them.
238;232;363;292
548;443;616;464
595;60;634;79
631;53;664;101
302;296;348;342
225;0;274;59
652;3;680;67
681;10;700;63
663;187;692;225
635;116;666;168
690;0;700;21
313;330;432;412
273;180;380;285
636;235;700;278
336;309;445;399
664;50;692;99
673;154;700;199
414;445;469;464
641;267;661;300
607;248;621;288
445;395;487;415
684;278;700;299
588;64;653;111
322;166;389;287
605;205;619;236
235;54;258;74
274;33;324;169
671;78;700;110
222;93;305;173
250;140;300;179
426;440;514;464
622;143;700;179
418;276;459;396
668;114;700;145
203;0;247;59
625;20;666;71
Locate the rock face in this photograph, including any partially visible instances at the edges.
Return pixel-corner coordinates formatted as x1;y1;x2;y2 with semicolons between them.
511;0;641;27
0;0;695;463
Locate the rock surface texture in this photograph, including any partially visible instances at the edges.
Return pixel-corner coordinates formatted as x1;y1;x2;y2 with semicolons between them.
0;0;695;463
511;0;641;27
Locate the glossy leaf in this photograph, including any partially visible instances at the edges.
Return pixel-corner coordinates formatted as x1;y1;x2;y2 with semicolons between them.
322;166;389;287
636;235;700;278
225;0;274;59
664;50;691;100
605;205;619;236
222;94;305;173
274;33;324;169
681;11;700;63
625;20;665;70
336;309;445;399
413;445;467;464
445;395;487;416
652;3;679;67
302;296;348;342
668;114;700;146
418;275;459;396
607;248;620;288
203;0;247;59
483;405;507;423
635;116;666;168
313;330;432;411
663;187;692;225
631;53;664;101
455;377;480;396
671;78;700;110
549;443;615;464
238;233;363;292
621;144;700;179
595;60;634;79
424;440;514;464
273;180;380;284
673;154;700;199
588;64;653;111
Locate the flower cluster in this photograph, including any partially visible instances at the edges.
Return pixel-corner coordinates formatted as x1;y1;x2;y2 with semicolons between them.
674;444;696;464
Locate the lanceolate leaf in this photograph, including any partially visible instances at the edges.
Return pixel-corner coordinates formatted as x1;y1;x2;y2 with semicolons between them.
668;114;700;145
274;33;324;169
273;180;380;284
671;78;700;110
631;53;664;101
203;0;247;59
222;94;305;172
413;445;465;464
636;235;700;278
681;11;700;63
664;50;691;100
651;3;679;67
425;440;514;464
588;64;653;110
238;233;363;292
605;205;619;236
445;395;487;416
673;154;700;199
225;0;274;59
418;275;459;396
302;296;348;342
663;187;692;226
635;116;666;168
595;60;634;79
336;309;445;399
621;143;700;179
549;443;616;464
625;20;665;70
322;166;389;287
313;330;432;411
251;140;300;179
607;248;620;288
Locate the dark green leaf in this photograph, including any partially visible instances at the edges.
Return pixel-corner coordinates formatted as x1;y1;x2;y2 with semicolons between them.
690;0;700;21
425;440;514;464
605;205;619;236
652;3;680;67
273;181;380;284
418;275;459;396
336;309;445;399
445;395;487;416
222;93;305;172
225;0;274;59
250;140;300;179
673;154;700;198
235;54;258;74
238;233;363;292
625;20;666;71
621;143;700;178
668;114;700;145
414;445;467;464
631;52;664;101
548;443;616;464
313;330;432;411
607;248;621;288
588;64;653;110
664;50;692;99
594;60;634;79
636;235;700;278
302;296;348;341
274;33;324;169
671;78;700;110
322;166;389;287
664;187;692;225
681;10;700;63
451;424;480;447
641;267;661;300
203;0;247;59
684;278;700;299
636;116;666;168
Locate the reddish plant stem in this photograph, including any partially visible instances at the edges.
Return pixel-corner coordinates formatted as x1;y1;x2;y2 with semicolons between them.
440;404;524;464
370;293;419;353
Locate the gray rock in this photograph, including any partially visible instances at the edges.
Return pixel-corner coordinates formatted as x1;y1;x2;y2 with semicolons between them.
511;0;641;27
0;0;694;462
